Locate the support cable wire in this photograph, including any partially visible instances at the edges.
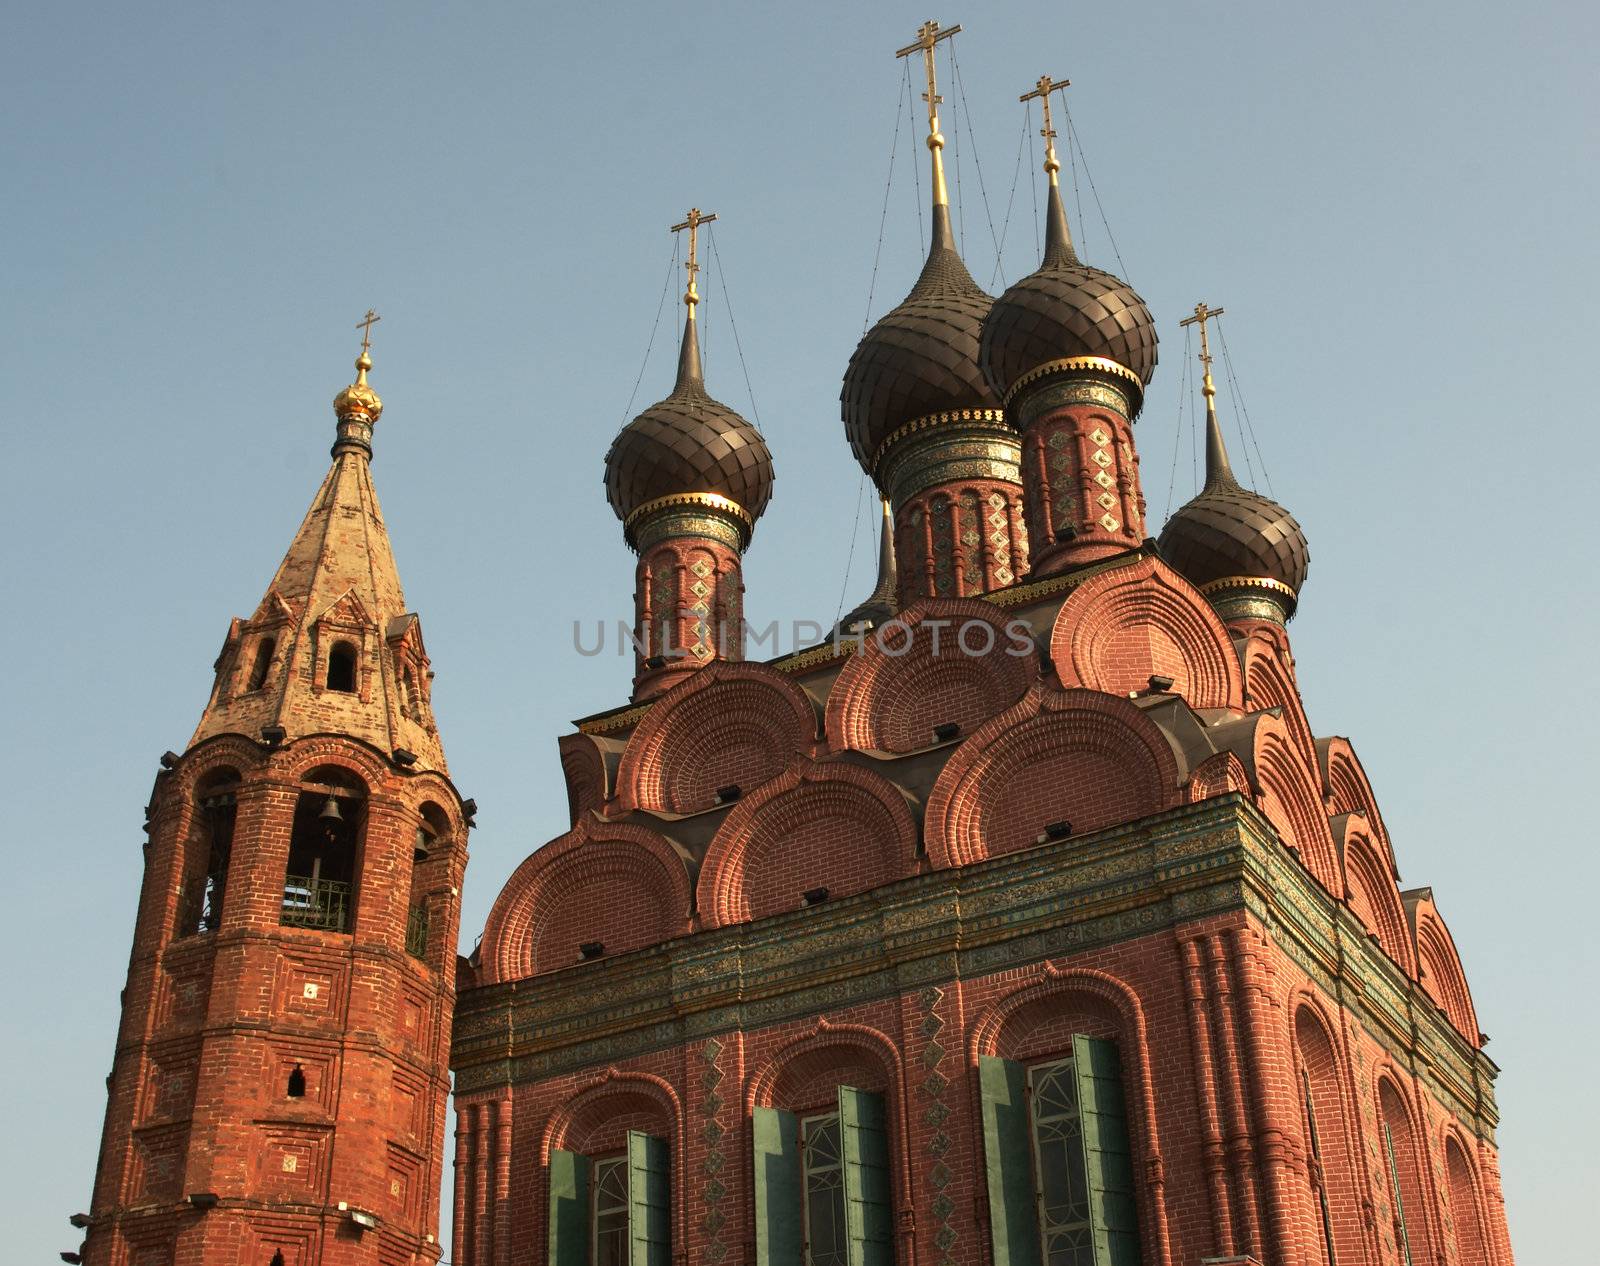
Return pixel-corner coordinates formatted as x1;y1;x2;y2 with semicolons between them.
705;228;762;430
1067;100;1087;259
1027;101;1040;260
989;107;1032;290
1062;103;1129;281
949;44;965;256
907;62;924;257
1215;317;1276;497
840;61;912;623
950;42;1005;284
1164;325;1194;522
620;237;680;427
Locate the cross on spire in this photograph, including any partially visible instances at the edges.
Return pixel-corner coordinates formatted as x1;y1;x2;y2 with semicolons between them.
356;308;381;355
670;208;718;317
1179;301;1225;398
895;20;961;210
1020;74;1070;183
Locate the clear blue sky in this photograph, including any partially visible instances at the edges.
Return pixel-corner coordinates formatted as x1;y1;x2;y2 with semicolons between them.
3;2;1594;1260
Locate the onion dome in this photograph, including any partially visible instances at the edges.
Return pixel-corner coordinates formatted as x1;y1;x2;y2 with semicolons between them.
332;311;384;457
1158;319;1308;622
980;155;1158;409
841;202;1001;478
605;298;774;548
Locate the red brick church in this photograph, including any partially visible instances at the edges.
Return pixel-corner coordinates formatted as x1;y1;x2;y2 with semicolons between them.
78;22;1513;1266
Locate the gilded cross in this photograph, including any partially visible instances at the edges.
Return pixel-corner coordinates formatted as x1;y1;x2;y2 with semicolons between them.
896;20;961;135
1180;301;1225;396
670;208;718;311
356;308;381;355
1019;74;1070;177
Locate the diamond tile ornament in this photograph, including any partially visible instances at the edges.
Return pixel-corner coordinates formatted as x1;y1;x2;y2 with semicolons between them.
930;1131;950;1155
701;1067;723;1091
935;1226;958;1251
931;1195;954;1220
704;1179;726;1203
922;1041;945;1069
1100;514;1120;532
704;1208;726;1233
930;1161;952;1189
1091;448;1112;468
1089;427;1110;446
702;1120;724;1144
702;1038;723;1062
923;1070;948;1096
925;1102;950;1127
920;1014;943;1039
690;559;713;578
704;1151;724;1174
704;1092;722;1115
708;1243;727;1262
1095;469;1115;489
1097;492;1116;510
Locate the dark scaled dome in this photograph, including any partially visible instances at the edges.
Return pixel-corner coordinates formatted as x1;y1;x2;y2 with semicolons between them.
980;182;1158;404
605;316;774;534
1159;416;1309;618
841;205;1000;478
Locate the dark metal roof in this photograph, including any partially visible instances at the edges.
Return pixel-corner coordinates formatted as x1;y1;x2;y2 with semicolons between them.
841;205;999;478
979;183;1158;402
605;317;775;527
1157;411;1309;605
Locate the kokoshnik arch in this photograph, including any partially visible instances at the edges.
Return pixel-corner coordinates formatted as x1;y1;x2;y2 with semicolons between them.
78;19;1513;1266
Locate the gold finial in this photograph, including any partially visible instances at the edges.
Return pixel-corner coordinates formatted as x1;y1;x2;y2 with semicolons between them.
1020;74;1070;187
896;19;961;208
1179;301;1224;404
670;208;718;321
334;308;384;429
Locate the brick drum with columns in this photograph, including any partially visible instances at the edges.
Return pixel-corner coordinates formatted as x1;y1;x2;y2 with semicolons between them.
451;26;1514;1266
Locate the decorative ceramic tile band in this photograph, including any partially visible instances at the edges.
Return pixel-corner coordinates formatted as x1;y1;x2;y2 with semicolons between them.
626;493;752;550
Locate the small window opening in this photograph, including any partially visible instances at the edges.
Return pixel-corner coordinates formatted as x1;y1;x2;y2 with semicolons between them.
247;637;276;692
287;1065;306;1098
327;641;358;693
400;666;417;717
270;1253;285;1266
592;1155;630;1266
282;769;363;933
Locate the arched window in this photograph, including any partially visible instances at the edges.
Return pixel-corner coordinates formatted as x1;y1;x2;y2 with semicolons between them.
247;637;276;692
183;768;240;936
281;767;364;933
979;1038;1140;1266
286;1065;306;1098
1294;1007;1359;1266
399;665;416;717
1378;1079;1434;1266
1445;1135;1490;1265
549;1132;669;1266
406;804;449;961
752;1087;891;1266
327;642;358;693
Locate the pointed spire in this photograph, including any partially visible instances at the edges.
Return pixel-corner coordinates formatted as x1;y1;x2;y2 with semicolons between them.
898;21;962;255
1179;302;1238;489
191;325;446;772
669;208;717;394
835;500;900;635
1021;75;1078;265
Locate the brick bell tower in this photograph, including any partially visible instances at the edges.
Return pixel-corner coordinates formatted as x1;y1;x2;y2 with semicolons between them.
80;318;469;1266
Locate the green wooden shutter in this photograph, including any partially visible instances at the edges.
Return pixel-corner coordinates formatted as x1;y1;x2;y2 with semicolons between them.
627;1130;670;1266
979;1055;1043;1266
1071;1035;1140;1266
838;1086;892;1266
548;1147;590;1266
753;1106;802;1265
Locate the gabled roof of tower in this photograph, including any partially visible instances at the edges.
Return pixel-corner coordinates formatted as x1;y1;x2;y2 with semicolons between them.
190;338;448;773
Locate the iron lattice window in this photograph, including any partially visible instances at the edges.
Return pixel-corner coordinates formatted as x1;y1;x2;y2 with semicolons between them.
1028;1058;1095;1266
405;903;429;958
801;1112;848;1266
592;1155;629;1266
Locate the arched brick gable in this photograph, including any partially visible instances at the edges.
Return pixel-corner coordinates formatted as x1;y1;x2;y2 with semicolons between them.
968;966;1174;1266
1240;634;1315;762
1049;554;1244;710
698;763;918;928
1443;1130;1493;1266
925;685;1182;868
1292;1001;1365;1266
825;597;1037;753
1184;750;1254;803
1405;891;1481;1044
558;732;616;826
1334;816;1415;975
479;820;693;983
1316;737;1394;864
616;661;817;814
174;735;268;793
1213;712;1340;894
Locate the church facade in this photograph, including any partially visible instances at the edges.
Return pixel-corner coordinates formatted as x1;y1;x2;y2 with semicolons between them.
79;24;1513;1266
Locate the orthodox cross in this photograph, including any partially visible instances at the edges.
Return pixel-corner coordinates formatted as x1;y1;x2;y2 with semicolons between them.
670;208;718;312
1180;301;1225;395
896;20;961;135
356;308;381;354
1019;73;1070;178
